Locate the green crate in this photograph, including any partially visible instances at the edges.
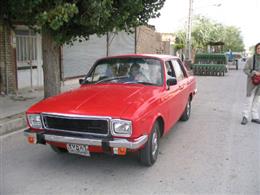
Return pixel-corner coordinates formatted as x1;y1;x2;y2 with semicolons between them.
193;53;227;76
192;64;227;76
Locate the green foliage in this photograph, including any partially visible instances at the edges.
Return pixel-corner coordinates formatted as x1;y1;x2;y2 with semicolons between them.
36;3;79;30
192;16;214;49
2;0;166;44
191;16;226;50
174;30;186;50
222;26;244;52
174;43;185;50
174;15;245;52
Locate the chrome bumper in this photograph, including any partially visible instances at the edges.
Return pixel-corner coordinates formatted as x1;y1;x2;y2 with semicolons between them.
24;130;148;150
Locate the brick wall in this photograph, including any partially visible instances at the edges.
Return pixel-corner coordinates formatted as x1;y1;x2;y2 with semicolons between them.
0;22;17;94
136;26;170;54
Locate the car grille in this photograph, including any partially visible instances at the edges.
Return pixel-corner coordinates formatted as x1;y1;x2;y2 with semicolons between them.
42;114;110;136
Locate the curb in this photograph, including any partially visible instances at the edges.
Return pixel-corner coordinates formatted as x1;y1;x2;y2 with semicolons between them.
0;113;27;136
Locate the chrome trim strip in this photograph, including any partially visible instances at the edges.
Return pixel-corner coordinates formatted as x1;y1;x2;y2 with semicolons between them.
43;134;148;149
41;113;110;136
44;134;102;146
41;112;112;120
109;136;148;149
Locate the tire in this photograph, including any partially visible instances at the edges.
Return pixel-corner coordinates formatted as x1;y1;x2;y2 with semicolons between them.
50;145;67;153
139;122;160;166
180;98;191;121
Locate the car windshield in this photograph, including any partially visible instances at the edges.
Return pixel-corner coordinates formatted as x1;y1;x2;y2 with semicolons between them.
85;57;163;85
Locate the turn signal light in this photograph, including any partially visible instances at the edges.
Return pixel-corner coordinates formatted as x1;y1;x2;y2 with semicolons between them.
113;147;127;155
27;135;37;144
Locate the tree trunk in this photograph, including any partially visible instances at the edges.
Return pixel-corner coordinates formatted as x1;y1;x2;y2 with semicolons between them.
42;30;61;98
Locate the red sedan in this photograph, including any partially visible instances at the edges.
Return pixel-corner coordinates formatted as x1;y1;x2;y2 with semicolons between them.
24;54;197;166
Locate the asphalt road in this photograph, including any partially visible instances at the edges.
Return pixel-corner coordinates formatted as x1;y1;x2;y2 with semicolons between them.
1;63;260;195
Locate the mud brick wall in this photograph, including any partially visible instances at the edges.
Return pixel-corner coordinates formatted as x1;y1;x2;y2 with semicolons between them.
0;22;17;94
136;26;170;55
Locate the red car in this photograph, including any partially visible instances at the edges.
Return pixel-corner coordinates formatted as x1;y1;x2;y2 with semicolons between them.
24;54;197;166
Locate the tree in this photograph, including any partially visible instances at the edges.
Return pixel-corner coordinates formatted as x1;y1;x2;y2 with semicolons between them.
173;30;185;58
222;26;245;52
192;16;225;51
174;31;185;50
1;0;165;98
174;15;245;54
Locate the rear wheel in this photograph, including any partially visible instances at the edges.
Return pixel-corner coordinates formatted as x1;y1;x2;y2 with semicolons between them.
180;98;191;121
50;145;67;153
139;122;160;166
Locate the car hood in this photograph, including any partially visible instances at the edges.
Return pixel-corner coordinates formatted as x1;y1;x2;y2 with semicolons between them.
28;83;162;119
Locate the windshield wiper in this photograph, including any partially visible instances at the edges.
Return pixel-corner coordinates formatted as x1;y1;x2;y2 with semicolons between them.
96;76;129;84
125;81;156;85
136;81;156;85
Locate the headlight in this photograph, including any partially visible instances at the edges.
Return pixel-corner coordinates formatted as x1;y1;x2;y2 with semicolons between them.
111;119;132;137
27;114;42;129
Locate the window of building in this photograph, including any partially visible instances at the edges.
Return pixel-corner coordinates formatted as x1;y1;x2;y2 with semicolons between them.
15;30;37;68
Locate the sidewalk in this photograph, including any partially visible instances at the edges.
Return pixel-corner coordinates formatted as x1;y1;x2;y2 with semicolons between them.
0;79;80;136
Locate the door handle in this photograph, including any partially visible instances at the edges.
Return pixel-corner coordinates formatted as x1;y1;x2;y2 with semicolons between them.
178;85;184;90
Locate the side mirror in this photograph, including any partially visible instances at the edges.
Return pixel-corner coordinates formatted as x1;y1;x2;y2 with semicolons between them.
79;79;84;84
167;78;177;86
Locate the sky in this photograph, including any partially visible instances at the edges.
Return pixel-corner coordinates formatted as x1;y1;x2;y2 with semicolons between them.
149;0;260;50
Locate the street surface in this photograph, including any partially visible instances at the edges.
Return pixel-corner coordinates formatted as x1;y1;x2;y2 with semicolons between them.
1;62;260;195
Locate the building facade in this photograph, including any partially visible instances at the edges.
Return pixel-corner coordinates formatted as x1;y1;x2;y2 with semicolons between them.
0;25;171;94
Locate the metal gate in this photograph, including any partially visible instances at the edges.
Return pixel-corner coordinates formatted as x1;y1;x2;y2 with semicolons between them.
15;28;43;89
62;32;135;79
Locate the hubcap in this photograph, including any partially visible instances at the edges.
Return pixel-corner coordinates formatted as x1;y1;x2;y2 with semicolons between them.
151;130;158;157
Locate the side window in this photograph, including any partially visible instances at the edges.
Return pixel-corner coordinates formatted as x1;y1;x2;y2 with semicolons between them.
165;61;175;78
171;60;185;81
177;59;188;77
92;64;107;81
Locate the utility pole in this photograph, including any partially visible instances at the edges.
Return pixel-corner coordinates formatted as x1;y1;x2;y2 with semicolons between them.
185;0;193;60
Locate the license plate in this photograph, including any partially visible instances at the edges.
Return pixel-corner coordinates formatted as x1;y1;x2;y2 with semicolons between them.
66;143;90;157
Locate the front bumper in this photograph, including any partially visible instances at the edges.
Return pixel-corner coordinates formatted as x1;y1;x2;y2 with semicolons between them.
24;129;148;150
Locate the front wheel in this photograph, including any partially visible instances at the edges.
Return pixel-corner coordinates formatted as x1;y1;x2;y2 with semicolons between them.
139;122;160;166
180;98;191;121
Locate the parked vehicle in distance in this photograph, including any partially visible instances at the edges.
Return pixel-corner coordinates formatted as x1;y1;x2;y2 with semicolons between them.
226;52;242;70
24;54;197;166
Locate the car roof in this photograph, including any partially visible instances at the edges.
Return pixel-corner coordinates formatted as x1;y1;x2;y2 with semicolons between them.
98;53;179;61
